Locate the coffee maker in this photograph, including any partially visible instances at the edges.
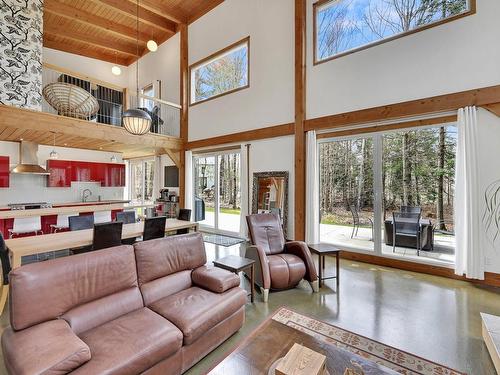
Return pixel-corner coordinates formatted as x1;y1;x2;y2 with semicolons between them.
159;188;169;201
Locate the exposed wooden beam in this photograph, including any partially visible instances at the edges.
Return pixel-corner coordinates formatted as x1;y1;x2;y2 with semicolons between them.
294;0;306;241
128;0;187;24
179;23;188;208
43;37;130;66
316;115;458;139
185;123;295;150
305;85;500;131
44;26;140;57
44;0;151;43
164;148;181;168
188;0;225;24
482;102;500;117
93;0;177;34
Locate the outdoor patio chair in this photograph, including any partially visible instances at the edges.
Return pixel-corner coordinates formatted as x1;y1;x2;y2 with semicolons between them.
349;204;373;240
392;211;422;256
400;205;422;214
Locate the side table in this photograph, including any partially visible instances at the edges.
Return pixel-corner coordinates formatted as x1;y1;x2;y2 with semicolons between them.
307;243;341;288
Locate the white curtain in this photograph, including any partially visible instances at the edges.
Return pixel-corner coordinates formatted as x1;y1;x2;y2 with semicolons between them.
185;150;193;210
239;144;249;238
455;106;484;279
306;130;319;244
152;156;162;200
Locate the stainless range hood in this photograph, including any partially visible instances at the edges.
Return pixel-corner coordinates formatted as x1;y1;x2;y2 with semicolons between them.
11;141;50;175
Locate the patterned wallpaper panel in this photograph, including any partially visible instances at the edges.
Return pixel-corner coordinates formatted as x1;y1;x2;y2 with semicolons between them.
0;0;43;110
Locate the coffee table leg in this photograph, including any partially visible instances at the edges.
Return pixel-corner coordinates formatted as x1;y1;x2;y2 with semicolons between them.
336;253;340;288
250;264;255;303
318;254;322;288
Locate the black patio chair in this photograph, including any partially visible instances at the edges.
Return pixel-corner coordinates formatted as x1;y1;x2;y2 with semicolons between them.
349;204;373;240
400;206;422;214
392;212;422;255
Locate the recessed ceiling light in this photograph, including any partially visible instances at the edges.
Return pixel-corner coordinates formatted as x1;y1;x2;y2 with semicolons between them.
111;65;122;76
19;138;23;141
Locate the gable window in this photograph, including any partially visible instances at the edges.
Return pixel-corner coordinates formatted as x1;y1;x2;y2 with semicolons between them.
190;37;249;105
314;0;475;63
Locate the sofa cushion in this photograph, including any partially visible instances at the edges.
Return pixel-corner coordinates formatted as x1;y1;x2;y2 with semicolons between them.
192;266;240;293
149;286;246;345
2;320;91;375
268;254;306;290
10;245;137;330
72;307;182;375
141;270;192;306
134;233;206;285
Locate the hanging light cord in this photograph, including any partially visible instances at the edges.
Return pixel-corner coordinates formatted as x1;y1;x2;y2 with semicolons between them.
136;0;140;107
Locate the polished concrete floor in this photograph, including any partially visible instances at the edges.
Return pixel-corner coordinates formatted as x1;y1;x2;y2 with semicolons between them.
0;242;498;375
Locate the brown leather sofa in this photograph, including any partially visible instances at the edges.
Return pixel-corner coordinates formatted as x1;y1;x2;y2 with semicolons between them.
2;233;246;375
246;213;318;302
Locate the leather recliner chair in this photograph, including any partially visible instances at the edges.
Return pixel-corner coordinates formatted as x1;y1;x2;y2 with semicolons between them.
245;213;318;302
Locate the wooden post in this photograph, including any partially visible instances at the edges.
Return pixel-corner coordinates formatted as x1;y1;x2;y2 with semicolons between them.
179;23;188;208
294;0;306;240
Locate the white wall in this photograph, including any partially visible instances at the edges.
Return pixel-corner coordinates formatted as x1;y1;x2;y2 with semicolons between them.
477;109;500;274
306;0;500;119
188;0;294;141
43;47;129;88
128;33;180;105
0;141;125;205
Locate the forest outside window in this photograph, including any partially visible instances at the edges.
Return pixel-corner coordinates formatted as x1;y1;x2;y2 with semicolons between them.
314;0;475;63
190;37;249;105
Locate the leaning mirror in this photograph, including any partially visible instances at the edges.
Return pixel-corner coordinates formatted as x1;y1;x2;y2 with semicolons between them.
252;171;289;235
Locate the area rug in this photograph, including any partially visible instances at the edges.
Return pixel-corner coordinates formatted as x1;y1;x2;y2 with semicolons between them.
203;233;246;247
272;307;466;375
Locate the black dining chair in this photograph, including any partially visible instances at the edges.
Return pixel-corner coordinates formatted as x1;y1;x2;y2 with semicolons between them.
392;212;422;255
116;211;136;224
177;209;192;235
69;215;95;254
143;216;166;241
116;211;137;245
0;232;11;315
92;222;123;251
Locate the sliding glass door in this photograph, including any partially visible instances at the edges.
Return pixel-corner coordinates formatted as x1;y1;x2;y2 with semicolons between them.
193;151;241;234
318;123;457;265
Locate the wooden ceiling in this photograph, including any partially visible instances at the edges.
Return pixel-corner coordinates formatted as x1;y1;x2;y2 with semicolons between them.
43;0;224;66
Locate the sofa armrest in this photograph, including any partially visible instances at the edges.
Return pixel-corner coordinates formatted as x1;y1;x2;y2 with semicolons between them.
2;319;91;375
245;245;270;289
192;266;240;293
284;241;318;282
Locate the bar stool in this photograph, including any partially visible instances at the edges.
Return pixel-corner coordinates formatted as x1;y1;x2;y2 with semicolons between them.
94;210;112;224
50;213;78;233
8;217;43;238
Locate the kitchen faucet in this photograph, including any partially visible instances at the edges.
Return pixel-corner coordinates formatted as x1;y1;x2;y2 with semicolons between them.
82;189;92;202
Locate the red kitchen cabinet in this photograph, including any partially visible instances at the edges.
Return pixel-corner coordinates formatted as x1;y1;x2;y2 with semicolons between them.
0;156;9;188
47;160;72;187
72;161;92;182
105;164;125;187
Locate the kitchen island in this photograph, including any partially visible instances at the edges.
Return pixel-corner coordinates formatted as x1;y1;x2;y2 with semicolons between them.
0;200;157;238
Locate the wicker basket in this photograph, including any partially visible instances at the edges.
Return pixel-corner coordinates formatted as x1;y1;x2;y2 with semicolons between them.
42;82;99;119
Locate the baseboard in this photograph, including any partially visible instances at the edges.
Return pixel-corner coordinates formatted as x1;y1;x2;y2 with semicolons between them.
339;251;500;288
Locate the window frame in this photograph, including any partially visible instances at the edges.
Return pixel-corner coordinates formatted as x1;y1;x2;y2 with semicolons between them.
189;36;250;106
313;0;476;65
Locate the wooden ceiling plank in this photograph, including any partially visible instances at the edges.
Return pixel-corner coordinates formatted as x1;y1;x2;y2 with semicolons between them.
128;0;187;24
44;0;151;43
44;26;140;57
92;0;177;33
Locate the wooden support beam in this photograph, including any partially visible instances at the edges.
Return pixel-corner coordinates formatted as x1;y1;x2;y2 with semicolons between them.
482;102;500;117
179;24;189;208
294;0;306;241
43;37;130;66
44;0;150;43
164;148;181;168
93;0;177;34
44;26;140;57
128;0;187;24
185;123;294;150
305;85;500;131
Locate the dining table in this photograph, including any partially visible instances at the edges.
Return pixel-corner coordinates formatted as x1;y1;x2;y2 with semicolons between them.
5;219;199;269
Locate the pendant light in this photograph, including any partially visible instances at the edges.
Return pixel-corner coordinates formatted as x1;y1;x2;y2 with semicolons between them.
111;52;122;76
122;0;151;136
49;132;59;159
147;28;158;52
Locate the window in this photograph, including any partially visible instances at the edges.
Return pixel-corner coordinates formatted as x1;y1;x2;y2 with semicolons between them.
318;123;457;265
190;37;249;105
314;0;475;63
129;159;155;204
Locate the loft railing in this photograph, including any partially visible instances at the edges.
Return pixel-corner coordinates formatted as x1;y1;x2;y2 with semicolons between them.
41;64;180;138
